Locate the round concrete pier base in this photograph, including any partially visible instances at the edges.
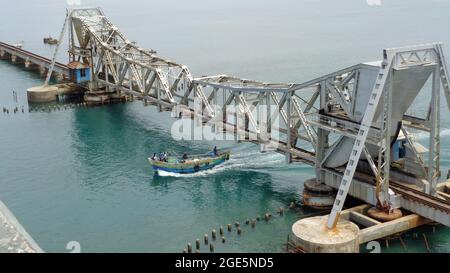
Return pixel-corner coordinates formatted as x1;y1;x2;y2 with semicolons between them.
292;216;360;253
27;85;59;102
302;179;336;209
367;207;402;222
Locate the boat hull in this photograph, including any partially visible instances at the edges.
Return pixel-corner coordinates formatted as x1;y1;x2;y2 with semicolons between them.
149;152;230;174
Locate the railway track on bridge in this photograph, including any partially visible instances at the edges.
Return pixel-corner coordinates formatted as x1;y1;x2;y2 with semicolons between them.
351;170;450;215
390;181;450;213
0;41;68;73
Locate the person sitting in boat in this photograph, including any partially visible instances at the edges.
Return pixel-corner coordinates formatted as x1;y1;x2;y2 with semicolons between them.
158;152;165;162
151;153;157;161
158;152;168;162
178;153;189;163
208;146;218;157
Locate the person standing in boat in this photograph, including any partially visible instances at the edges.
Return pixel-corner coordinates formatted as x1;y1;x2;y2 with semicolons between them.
213;146;218;156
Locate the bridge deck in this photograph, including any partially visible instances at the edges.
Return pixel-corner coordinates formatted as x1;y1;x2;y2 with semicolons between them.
0;42;68;76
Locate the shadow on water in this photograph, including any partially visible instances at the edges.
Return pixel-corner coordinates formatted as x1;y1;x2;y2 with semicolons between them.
69;101;302;210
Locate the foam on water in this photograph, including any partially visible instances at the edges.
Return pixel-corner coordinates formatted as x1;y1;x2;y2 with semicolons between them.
155;147;286;178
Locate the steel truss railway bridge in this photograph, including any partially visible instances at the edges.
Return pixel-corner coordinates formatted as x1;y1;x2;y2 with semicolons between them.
39;7;450;228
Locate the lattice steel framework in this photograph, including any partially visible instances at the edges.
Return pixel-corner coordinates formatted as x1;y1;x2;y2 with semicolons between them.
43;7;450;229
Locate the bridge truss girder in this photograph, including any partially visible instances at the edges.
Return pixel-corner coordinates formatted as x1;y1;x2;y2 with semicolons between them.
66;8;321;162
42;7;450;227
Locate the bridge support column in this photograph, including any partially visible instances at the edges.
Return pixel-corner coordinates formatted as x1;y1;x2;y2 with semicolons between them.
38;66;47;77
285;152;292;163
301;83;335;209
25;60;39;70
0;49;9;60
302;178;336;209
11;54;24;64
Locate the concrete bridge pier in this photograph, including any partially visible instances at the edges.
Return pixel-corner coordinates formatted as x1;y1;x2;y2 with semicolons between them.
302;178;336;209
0;49;10;60
292;215;360;253
25;60;39;71
11;54;24;64
291;205;429;253
27;83;81;102
38;66;47;77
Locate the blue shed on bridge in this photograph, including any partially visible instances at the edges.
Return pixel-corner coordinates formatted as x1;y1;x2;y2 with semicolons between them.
68;61;91;83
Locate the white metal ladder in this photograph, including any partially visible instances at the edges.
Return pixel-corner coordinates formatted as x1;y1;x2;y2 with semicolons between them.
327;51;394;229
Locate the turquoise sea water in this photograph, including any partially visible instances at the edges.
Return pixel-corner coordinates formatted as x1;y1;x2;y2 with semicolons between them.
0;0;449;252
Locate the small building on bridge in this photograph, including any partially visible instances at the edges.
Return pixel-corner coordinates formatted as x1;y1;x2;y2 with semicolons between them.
68;61;90;83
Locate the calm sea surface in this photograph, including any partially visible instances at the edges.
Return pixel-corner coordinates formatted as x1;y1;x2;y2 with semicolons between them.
0;0;449;252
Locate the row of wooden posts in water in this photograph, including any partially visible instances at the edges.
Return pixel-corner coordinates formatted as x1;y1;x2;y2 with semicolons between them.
183;202;296;253
2;106;24;114
184;201;441;253
2;103;90;115
28;102;88;113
